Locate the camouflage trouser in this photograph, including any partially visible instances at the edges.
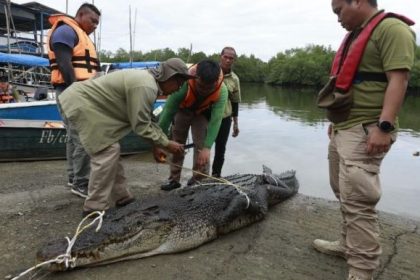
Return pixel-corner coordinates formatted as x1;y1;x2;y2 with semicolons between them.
56;87;90;186
328;123;396;279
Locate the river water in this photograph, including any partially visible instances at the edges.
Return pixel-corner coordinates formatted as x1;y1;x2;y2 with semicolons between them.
184;84;420;220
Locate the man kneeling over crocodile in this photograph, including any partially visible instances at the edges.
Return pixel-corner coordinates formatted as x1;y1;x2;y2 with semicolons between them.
58;58;195;217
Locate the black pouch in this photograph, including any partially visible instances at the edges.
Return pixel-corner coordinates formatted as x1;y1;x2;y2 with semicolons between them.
316;76;353;123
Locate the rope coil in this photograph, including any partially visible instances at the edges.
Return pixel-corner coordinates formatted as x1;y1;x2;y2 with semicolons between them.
11;211;105;280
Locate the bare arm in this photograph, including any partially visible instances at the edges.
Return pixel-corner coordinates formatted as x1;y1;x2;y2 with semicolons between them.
380;70;410;122
52;43;76;86
366;69;409;155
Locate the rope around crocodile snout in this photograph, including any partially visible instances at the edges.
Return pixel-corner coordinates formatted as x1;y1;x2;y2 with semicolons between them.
11;211;105;280
161;162;251;209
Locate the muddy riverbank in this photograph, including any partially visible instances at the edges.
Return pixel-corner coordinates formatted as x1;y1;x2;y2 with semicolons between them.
1;154;419;280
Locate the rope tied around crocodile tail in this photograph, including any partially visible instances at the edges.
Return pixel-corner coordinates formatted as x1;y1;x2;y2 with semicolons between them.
11;211;105;280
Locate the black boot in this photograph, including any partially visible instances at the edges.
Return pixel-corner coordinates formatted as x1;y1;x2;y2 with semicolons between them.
161;181;181;191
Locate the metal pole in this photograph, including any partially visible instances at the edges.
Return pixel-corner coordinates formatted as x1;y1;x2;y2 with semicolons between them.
92;0;96;46
133;8;137;51
40;12;44;56
4;5;10;54
98;10;102;52
129;5;133;64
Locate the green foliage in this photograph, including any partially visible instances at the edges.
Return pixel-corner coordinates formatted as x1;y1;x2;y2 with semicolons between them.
408;60;420;88
408;45;420;89
98;44;420;89
233;54;267;83
266;45;334;87
98;47;268;83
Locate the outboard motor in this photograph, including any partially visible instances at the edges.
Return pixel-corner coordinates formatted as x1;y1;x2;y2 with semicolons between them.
34;87;48;100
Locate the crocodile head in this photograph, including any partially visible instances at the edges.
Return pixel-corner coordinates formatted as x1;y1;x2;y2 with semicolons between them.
37;204;175;270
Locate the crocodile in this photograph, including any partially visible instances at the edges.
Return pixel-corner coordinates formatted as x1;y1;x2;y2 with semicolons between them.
37;166;299;271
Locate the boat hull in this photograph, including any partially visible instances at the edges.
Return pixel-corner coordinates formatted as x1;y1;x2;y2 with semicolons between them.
0;101;61;120
0;120;152;162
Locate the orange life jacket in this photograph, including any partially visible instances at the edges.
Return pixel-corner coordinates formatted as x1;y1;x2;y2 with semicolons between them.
180;64;224;114
47;14;100;86
331;12;414;92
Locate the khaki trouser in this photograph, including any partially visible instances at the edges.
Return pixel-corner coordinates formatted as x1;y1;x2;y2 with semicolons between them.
169;110;208;182
329;123;396;279
83;142;132;211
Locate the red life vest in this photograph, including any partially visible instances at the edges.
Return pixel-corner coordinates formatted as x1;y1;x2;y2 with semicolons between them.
180;64;224;114
331;12;415;92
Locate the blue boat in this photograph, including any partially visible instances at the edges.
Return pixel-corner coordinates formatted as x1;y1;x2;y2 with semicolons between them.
0;52;53;99
0;99;165;121
0;97;166;161
0;119;156;162
0;51;167;161
106;61;160;71
0;54;164;120
0;100;60;120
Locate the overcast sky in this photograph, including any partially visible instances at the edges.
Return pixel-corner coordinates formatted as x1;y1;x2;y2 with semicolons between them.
13;0;420;61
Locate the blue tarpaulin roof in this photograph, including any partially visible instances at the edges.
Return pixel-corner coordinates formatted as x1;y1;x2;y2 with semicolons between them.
110;61;160;70
0;52;49;67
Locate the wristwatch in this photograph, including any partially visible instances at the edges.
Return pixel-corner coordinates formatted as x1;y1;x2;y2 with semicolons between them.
377;120;395;133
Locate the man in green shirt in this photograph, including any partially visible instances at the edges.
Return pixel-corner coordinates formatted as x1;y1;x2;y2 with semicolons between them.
157;59;228;191
313;1;416;280
58;58;194;216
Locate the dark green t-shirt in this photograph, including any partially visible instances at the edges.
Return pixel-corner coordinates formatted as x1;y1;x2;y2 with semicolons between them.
334;15;416;130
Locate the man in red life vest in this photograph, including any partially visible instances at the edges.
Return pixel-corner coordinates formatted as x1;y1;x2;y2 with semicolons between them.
47;3;101;198
313;1;416;280
157;59;228;191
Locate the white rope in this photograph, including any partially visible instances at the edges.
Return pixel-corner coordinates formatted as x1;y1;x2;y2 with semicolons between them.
168;163;251;209
11;211;105;280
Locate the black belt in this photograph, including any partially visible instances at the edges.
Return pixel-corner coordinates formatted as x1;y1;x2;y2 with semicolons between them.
353;71;388;84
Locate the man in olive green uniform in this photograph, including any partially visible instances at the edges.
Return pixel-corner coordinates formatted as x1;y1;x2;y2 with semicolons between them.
58;58;194;216
211;46;241;178
313;1;416;280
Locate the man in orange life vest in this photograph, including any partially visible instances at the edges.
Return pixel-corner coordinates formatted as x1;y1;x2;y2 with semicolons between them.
156;59;228;191
313;1;416;280
47;3;101;198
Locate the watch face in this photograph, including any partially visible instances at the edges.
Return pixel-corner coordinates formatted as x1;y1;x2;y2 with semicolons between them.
381;121;391;130
378;121;394;132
